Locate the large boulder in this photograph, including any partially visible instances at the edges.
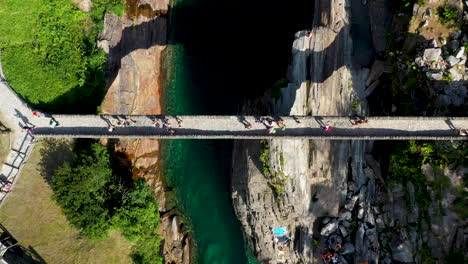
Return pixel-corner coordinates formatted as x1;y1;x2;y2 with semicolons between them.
340;242;355;255
423;48;441;62
321;221;339;236
392;240;414;263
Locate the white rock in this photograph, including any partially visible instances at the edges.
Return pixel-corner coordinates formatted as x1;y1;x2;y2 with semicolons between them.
339;225;348;237
421;163;434;182
339;210;352;221
426;71;443;80
345;195;358;210
448;67;462;81
358;208;365;219
392;240;414;263
97;40;109;53
423;48;442;62
320;221;339;236
447;56;460;66
413;4;420;15
455;47;465;58
340;243;355;255
441;38;447;45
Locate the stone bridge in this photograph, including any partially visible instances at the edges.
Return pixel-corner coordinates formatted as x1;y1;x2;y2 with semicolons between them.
28;115;468;140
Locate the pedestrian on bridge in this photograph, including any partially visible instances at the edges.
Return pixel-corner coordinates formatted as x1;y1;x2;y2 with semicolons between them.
49;118;59;128
152;118;161;128
22;125;35;132
323;125;333;131
276;118;286;131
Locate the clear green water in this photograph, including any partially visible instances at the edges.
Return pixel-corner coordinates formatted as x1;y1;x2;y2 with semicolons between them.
161;0;313;262
162;45;258;264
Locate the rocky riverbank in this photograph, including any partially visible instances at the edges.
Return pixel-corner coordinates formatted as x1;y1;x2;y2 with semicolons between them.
95;0;191;263
231;0;467;264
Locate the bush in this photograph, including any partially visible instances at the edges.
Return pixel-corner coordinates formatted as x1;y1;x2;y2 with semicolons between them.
113;179;161;242
131;235;163;264
50;142;163;261
437;6;459;25
51;144;114;239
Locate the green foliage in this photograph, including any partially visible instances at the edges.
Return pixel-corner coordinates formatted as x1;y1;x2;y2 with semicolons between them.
312;238;320;249
52;144;113;239
259;140;288;195
0;0;124;113
420;243;436;264
351;99;362;112
259;140;271;176
113;179;160;242
131;235;163;264
50;142;163;261
437;6;459;25
390;141;468;222
270;79;288;100
268;170;288;196
444;250;468;264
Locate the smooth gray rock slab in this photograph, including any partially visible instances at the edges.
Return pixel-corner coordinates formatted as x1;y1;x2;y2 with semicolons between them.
320;221;339;236
447;56;459;66
423;48;442;62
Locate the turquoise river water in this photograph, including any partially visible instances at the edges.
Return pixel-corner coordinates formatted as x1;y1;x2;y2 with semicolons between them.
161;0;313;263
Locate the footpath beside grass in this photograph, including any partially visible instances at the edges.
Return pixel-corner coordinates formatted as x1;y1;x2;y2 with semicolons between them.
0;143;133;264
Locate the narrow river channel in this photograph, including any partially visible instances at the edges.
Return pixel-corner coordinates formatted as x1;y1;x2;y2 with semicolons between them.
162;0;313;263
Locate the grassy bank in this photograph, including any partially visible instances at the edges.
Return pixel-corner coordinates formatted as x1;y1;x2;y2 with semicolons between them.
0;142;133;264
0;133;9;163
0;0;124;114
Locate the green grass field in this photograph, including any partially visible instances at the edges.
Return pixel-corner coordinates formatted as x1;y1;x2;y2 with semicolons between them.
0;0;124;114
0;142;133;264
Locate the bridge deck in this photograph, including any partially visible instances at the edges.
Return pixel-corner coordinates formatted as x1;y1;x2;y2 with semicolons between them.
29;115;468;140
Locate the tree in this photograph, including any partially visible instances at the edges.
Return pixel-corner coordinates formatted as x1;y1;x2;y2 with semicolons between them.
51;144;114;239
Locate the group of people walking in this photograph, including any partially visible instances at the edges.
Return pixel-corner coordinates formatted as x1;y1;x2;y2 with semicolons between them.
106;116;183;135
254;117;287;134
19;110;59;144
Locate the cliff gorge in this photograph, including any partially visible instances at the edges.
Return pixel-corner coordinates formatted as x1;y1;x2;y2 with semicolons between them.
232;0;467;263
99;1;191;263
231;0;368;262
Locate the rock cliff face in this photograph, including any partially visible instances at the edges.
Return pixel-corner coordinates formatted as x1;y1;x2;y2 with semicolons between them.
232;0;372;262
232;0;467;263
98;1;191;263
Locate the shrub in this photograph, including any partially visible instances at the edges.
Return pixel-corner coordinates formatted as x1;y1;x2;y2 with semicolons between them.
437;6;459;25
51;144;114;239
50;142;163;260
131;235;163;264
113;179;161;242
